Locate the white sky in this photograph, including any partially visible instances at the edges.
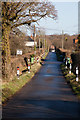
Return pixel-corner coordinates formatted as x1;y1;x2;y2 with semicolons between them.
47;0;79;2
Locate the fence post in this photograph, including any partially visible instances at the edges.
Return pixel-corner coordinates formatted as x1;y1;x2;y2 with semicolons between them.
65;60;67;69
17;67;19;79
37;57;39;63
28;64;30;73
28;58;30;73
76;66;78;82
69;63;72;74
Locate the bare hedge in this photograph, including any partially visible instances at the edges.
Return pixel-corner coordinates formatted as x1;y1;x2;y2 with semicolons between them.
71;52;80;75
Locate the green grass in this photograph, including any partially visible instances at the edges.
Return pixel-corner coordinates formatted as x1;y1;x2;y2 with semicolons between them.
2;63;41;103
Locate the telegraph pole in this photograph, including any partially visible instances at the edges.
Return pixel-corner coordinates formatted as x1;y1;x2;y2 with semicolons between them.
38;30;40;52
39;37;40;51
33;25;36;54
34;24;35;47
44;37;45;49
62;30;64;49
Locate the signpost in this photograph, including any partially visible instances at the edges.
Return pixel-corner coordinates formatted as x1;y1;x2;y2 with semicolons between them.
17;50;22;55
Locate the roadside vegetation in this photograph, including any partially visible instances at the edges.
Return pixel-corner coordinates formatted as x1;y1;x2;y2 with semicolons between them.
2;51;48;104
71;52;80;75
56;48;80;100
2;62;40;104
56;48;65;61
60;64;80;100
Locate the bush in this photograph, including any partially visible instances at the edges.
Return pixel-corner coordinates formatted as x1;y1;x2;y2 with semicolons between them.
65;73;76;82
56;48;65;61
71;52;80;75
30;54;35;57
61;63;80;99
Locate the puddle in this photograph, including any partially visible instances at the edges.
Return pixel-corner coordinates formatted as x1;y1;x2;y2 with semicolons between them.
43;74;53;77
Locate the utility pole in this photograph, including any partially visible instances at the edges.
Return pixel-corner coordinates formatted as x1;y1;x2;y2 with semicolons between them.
39;37;40;51
45;35;47;49
62;30;64;49
33;25;36;54
44;37;45;49
34;24;35;46
38;30;40;52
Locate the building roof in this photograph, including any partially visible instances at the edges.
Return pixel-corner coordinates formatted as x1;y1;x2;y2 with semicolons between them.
27;36;34;42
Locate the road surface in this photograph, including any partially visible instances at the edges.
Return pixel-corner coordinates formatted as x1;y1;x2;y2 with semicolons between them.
2;52;80;119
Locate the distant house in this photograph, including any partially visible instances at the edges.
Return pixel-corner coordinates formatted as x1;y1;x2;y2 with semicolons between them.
25;36;37;47
73;39;78;44
75;39;78;44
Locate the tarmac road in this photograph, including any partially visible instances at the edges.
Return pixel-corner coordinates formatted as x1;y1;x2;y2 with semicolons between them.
2;52;80;119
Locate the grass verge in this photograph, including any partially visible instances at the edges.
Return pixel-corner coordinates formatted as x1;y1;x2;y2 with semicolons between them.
2;63;41;104
40;52;48;65
2;52;48;104
60;63;80;100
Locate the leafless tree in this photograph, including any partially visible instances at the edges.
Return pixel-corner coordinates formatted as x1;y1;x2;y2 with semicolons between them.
2;1;57;78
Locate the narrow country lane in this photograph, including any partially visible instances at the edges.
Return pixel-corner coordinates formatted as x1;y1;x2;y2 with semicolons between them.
2;52;80;119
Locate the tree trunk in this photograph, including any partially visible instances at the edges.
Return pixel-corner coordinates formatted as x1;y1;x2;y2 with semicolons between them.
2;24;11;79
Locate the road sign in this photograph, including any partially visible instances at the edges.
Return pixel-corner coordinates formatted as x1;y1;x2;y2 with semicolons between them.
17;50;22;55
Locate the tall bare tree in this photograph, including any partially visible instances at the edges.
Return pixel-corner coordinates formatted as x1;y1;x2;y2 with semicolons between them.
2;2;57;78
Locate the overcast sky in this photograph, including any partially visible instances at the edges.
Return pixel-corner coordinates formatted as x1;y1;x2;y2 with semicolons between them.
19;1;79;36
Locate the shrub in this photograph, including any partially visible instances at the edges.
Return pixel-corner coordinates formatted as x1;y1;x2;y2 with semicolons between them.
71;52;80;75
30;54;35;57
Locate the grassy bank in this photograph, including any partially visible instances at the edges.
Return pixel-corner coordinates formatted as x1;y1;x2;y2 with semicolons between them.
2;52;48;104
55;48;80;100
60;63;80;100
2;62;41;104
